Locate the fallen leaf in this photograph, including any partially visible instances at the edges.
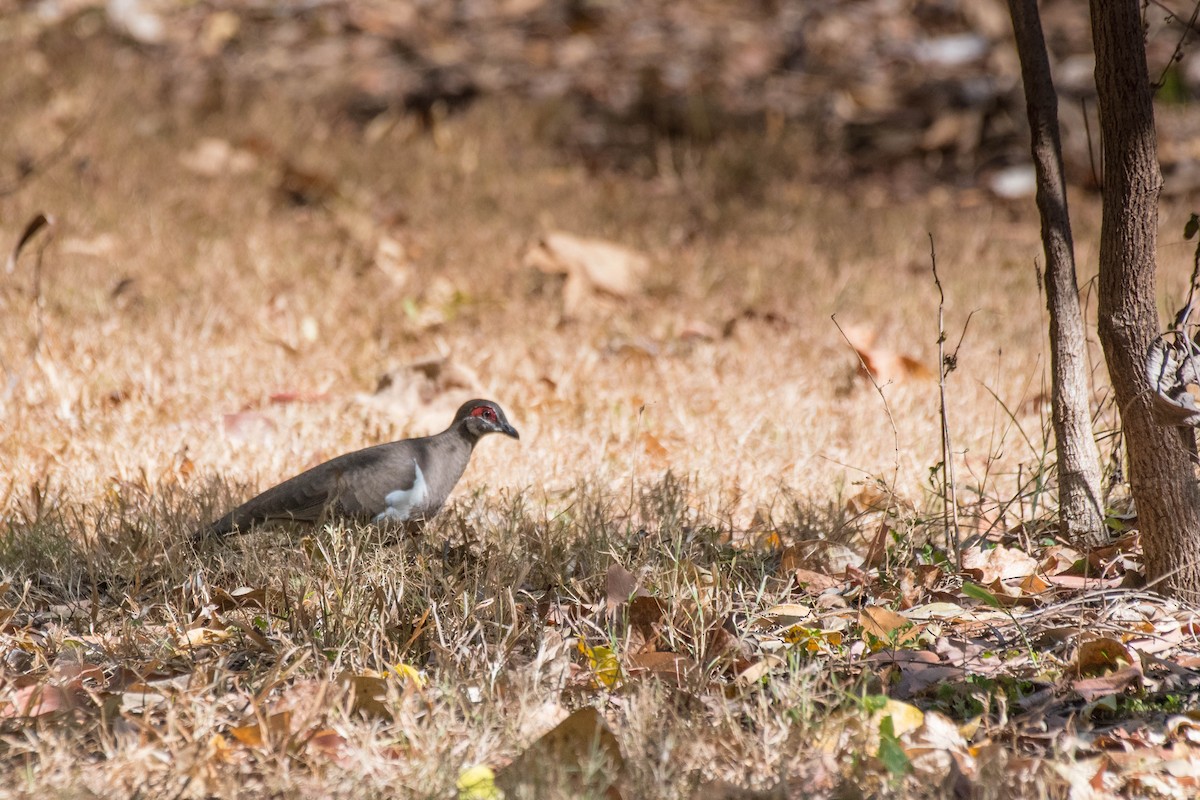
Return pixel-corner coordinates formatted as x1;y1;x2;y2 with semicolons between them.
1073;666;1143;702
960;544;1039;585
308;728;348;759
733;655;784;689
757;603;815;627
497;707;624;796
605;563;647;613
525;230;649;316
458;764;503;800
859;605;916;640
229;711;293;749
1075;638;1136;676
579;641;621;689
177;626;231;649
841;324;934;383
640;432;669;464
0;683;76;718
625;651;697;686
791;568;841;595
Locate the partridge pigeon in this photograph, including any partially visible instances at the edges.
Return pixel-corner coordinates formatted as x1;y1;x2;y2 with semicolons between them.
195;399;518;539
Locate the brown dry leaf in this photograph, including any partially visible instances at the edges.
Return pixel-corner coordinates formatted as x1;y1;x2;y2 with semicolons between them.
497;707;625;797
780;541;861;575
841;324;934;383
960;544;1039;585
211;586;268;611
605;563;647;613
341;673;395;719
1073;666;1143;702
1167;714;1200;745
859;605;914;639
1016;573;1051;595
733;655;784;689
903;710;975;781
628;595;666;652
1046;573;1123;590
845;484;892;514
177;626;231;650
860;521;892;570
229;711;294;750
640;432;669;465
625;652;698;686
0;683;78;718
758;603;814;627
527;231;649;297
791;568;841;596
525;230;649;317
307;728;349;759
1075;638;1137;677
705;624;749;670
1040;545;1082;576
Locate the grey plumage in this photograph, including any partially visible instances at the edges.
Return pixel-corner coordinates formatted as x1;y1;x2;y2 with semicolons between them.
196;399;518;539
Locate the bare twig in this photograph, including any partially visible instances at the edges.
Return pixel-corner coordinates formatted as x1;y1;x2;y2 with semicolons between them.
1151;0;1200;91
929;234;962;557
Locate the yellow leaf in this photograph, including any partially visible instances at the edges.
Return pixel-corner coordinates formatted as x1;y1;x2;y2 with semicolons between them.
782;626;843;655
457;764;504;800
178;627;230;649
389;662;426;688
878;700;924;736
578;641;621;688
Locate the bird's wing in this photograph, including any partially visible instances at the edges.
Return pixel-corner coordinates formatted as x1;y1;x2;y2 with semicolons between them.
337;449;424;521
205;446;410;536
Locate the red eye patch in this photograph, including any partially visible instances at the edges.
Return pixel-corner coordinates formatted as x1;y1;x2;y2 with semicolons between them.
470;406;496;420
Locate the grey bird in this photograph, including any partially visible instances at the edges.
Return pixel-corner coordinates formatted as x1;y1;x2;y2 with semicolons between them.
195;399;518;539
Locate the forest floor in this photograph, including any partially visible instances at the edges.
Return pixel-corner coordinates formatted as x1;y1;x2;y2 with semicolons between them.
5;14;1200;800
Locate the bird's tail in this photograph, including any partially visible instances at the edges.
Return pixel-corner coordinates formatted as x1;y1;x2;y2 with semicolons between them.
191;512;238;543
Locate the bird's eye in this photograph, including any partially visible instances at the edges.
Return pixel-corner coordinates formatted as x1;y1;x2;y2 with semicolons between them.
471;406;498;422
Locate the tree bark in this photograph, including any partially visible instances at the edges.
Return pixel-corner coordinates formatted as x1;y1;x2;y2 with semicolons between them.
1007;0;1105;546
1090;0;1200;599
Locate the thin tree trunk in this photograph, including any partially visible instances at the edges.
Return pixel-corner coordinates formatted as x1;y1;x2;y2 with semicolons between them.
1007;0;1105;546
1090;0;1200;599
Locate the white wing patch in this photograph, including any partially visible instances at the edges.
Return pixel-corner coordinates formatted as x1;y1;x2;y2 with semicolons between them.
374;461;428;522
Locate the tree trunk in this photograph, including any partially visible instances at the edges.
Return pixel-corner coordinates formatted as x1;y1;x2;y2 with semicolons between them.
1090;0;1200;599
1007;0;1105;546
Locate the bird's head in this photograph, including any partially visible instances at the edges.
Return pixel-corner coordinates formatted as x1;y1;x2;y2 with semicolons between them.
454;399;520;442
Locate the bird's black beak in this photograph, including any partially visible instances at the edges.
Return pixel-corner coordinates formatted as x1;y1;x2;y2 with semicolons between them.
501;422;520;440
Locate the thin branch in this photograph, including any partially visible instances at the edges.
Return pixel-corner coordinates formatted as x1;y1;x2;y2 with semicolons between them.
930;233;962;557
1151;0;1200;91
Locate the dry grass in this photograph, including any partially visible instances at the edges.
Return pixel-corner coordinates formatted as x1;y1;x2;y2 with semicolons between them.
4;31;1200;800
